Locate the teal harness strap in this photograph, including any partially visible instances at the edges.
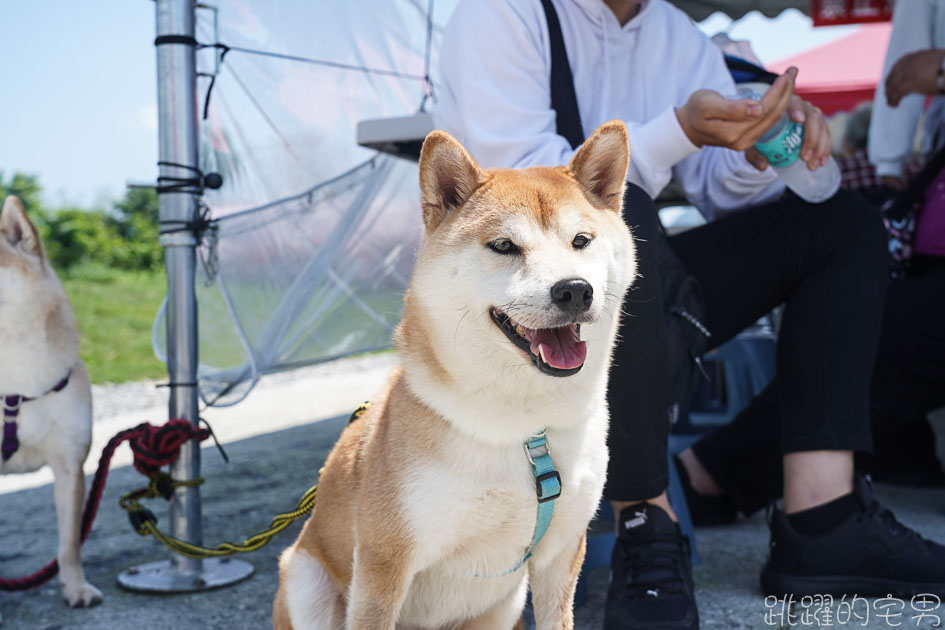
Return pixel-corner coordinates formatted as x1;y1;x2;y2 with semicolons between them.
479;430;562;577
523;431;562;560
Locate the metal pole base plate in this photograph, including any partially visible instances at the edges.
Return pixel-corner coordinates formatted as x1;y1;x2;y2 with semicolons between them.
117;557;254;593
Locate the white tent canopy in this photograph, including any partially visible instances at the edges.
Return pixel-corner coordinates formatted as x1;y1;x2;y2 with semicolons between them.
672;0;807;21
153;0;458;405
153;0;817;406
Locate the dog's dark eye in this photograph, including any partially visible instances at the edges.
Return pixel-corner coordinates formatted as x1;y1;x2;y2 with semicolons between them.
572;233;592;249
488;238;520;255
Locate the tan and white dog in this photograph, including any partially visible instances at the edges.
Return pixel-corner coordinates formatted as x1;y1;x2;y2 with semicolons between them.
0;196;102;619
273;120;636;630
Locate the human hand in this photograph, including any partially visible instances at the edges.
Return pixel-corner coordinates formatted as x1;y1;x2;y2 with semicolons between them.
744;147;767;171
788;96;831;170
676;67;798;150
886;49;945;107
744;95;830;171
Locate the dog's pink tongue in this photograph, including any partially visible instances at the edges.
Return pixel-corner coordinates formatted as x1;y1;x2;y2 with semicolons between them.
525;326;586;370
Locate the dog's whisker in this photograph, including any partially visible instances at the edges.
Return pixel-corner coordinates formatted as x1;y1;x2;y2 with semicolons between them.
453;309;471;344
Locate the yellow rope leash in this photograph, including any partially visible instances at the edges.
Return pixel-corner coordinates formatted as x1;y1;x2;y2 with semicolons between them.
119;471;320;558
119;401;372;559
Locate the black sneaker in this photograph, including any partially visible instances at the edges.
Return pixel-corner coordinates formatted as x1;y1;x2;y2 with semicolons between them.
604;504;699;630
672;455;737;526
760;474;945;598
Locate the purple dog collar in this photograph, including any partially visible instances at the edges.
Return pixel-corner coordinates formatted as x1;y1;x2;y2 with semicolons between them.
1;371;72;462
2;398;23;461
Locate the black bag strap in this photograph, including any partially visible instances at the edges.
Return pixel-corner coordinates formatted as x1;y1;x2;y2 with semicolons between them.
723;54;779;85
540;0;584;149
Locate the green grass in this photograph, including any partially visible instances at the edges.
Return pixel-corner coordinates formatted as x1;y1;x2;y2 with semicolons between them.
59;265;167;384
57;264;403;385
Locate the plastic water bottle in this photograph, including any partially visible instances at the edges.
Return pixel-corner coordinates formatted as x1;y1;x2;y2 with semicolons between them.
741;88;841;204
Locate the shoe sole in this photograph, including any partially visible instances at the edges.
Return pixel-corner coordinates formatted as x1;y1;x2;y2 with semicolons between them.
761;567;945;598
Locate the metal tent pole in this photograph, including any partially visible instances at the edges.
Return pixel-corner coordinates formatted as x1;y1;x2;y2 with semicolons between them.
118;0;252;592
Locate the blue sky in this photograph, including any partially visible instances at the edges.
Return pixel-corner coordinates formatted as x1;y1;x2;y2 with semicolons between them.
0;4;857;208
0;1;157;208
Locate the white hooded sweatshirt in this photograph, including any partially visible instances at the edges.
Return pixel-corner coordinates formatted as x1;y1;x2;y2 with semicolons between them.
433;0;784;219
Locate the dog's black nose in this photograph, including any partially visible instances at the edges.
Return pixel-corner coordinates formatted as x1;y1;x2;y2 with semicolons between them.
550;278;593;314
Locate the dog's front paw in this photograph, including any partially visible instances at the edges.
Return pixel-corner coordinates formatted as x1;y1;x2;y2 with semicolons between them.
63;581;103;608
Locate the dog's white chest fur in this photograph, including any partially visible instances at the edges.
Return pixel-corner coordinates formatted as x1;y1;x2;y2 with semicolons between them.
396;414;608;626
0;299;87;476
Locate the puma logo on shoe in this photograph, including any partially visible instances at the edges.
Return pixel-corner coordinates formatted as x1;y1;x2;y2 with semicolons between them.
625;511;648;530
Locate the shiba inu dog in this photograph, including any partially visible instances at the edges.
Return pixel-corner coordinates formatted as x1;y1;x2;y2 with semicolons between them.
273;120;636;630
0;196;101;619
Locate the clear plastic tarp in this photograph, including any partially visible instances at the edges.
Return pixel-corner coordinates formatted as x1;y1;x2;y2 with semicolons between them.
153;0;458;405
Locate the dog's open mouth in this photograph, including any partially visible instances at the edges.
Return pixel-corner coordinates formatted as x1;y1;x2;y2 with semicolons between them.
490;307;586;377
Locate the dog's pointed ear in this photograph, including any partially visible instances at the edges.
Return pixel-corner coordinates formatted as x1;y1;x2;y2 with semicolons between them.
419;130;486;232
567;120;630;213
1;196;44;258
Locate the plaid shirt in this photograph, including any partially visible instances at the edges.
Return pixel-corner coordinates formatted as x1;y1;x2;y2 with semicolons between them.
838;149;924;191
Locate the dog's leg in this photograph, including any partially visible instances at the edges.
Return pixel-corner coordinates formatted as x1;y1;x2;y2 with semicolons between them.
528;534;586;630
345;544;414;630
50;459;102;608
277;546;343;630
459;574;528;630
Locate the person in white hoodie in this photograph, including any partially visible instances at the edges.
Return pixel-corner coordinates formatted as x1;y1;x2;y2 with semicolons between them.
435;1;945;629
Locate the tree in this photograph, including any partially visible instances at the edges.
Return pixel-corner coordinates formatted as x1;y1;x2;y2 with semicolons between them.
113;188;159;227
1;173;163;272
0;172;43;215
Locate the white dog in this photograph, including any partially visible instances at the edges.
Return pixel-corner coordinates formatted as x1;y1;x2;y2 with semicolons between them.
274;120;636;629
0;196;102;619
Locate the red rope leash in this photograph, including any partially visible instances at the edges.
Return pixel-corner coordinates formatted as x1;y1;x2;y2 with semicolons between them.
0;419;210;591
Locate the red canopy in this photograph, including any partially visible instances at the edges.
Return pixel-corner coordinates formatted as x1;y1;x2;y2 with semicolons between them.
767;22;891;115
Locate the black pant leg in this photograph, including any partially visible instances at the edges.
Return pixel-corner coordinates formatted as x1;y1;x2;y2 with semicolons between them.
669;190;888;456
695;261;945;510
604;184;672;501
691;381;785;515
870;262;945;424
863;262;945;481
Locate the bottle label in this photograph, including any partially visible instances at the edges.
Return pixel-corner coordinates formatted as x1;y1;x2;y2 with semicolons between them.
754;120;803;168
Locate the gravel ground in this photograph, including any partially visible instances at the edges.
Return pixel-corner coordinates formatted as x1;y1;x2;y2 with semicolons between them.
1;361;943;629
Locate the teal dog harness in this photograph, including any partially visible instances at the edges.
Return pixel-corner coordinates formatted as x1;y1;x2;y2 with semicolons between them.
480;430;562;576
